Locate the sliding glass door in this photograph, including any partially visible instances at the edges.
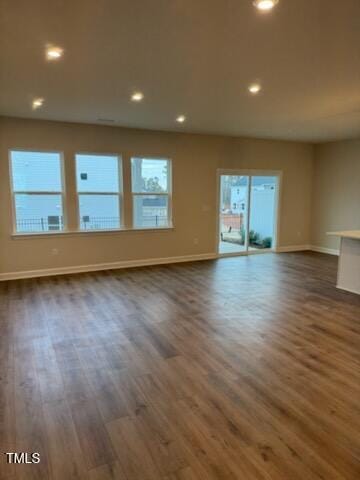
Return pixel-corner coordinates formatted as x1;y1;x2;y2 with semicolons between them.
248;176;277;251
219;175;249;254
218;173;279;255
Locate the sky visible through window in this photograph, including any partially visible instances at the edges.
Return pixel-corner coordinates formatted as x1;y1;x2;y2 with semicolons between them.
12;151;62;191
132;158;168;193
76;154;119;192
141;159;168;191
11;152;170;232
132;158;170;227
11;151;63;232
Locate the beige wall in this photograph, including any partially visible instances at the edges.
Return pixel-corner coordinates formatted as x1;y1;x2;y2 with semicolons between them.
311;139;360;252
0;117;314;275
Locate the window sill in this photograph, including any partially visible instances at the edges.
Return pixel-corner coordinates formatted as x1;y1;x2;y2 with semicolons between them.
11;225;174;239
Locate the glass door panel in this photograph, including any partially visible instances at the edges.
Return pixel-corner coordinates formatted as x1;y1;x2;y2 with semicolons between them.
219;175;249;254
248;176;277;251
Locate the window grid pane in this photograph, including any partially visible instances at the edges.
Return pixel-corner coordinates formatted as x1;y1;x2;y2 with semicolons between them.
131;158;169;193
133;195;169;228
78;194;121;230
11;151;62;192
76;154;120;193
14;194;64;232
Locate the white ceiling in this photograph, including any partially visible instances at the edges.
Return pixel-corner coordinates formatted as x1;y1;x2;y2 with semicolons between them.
1;0;359;142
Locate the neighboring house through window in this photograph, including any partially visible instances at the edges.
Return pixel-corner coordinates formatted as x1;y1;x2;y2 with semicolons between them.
131;157;172;228
10;150;65;233
75;153;122;230
10;152;172;234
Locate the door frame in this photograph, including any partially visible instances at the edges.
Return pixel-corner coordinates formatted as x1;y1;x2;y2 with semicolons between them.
216;169;283;257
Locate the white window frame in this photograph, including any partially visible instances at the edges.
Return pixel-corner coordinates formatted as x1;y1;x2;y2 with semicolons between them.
9;149;66;234
131;157;172;229
75;152;123;231
216;168;282;257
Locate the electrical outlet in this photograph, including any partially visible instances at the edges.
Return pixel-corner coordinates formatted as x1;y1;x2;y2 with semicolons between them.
193;238;199;245
51;248;59;256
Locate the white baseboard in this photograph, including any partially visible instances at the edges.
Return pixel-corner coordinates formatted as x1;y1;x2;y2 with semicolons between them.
0;253;217;281
276;245;311;253
336;284;360;295
276;244;340;256
310;245;340;256
0;245;340;281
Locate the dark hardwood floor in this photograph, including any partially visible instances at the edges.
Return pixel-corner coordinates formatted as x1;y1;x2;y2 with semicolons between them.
1;252;360;480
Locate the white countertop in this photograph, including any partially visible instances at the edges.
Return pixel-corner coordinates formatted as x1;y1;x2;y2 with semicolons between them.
327;230;360;240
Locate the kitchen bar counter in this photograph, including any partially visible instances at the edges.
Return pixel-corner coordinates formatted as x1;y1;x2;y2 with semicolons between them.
327;230;360;295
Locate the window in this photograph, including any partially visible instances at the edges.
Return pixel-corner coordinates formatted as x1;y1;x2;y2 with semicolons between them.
10;150;64;233
9;152;171;235
131;158;171;228
76;154;122;230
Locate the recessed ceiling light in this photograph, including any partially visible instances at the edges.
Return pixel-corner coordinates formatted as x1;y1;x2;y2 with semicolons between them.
46;46;63;60
32;97;44;110
248;83;262;94
253;0;279;11
176;115;186;123
131;92;144;102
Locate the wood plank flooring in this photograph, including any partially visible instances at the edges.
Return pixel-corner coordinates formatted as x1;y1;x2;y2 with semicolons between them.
1;252;360;479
